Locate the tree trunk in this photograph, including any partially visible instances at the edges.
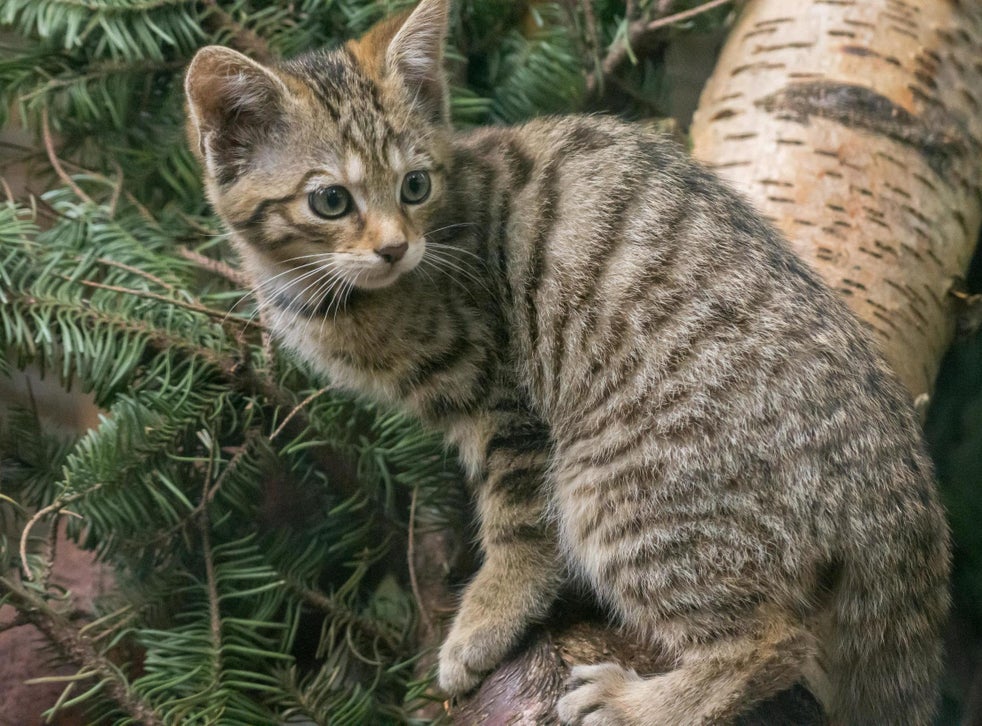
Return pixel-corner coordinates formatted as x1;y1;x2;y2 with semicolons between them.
445;1;982;722
691;0;982;402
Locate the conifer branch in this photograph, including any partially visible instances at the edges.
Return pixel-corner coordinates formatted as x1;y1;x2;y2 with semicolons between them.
198;491;224;697
286;578;402;654
0;576;164;725
60;275;256;328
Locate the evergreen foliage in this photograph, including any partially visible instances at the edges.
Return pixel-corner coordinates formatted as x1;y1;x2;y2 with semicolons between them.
1;0;979;724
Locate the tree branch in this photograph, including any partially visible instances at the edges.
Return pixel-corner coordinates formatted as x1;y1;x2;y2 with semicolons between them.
588;0;736;96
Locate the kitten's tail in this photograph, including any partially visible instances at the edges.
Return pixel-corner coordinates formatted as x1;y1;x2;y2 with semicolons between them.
824;521;949;725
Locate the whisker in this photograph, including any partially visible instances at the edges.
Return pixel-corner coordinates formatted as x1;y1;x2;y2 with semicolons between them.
425;221;479;238
424;248;494;298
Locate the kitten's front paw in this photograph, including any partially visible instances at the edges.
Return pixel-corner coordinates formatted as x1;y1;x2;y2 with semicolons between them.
437;617;517;696
557;663;642;726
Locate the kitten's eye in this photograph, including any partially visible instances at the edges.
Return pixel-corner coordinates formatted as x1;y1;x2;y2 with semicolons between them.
308;186;352;219
401;170;431;205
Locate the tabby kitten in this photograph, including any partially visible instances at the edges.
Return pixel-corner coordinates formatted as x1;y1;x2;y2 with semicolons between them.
185;1;950;723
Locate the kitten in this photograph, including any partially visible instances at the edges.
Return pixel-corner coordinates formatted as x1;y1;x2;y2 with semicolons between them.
185;1;950;723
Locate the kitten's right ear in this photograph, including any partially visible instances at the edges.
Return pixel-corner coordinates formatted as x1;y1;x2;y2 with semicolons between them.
185;46;288;185
353;0;450;126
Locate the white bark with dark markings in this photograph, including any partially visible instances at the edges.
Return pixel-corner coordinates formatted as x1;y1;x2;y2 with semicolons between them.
691;0;982;401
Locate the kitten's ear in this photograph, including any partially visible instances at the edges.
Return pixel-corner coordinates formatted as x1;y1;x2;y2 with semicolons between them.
185;46;289;184
356;0;450;125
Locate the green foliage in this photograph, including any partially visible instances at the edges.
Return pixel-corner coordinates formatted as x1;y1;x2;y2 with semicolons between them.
0;189;461;721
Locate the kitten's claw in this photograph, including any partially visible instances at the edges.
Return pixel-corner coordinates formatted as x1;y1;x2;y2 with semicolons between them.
557;663;641;726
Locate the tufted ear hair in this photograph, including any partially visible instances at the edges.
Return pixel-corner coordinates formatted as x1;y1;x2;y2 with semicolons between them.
185;46;290;185
352;0;450;125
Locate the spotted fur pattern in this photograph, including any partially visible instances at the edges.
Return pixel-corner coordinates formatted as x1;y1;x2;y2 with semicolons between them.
186;1;950;723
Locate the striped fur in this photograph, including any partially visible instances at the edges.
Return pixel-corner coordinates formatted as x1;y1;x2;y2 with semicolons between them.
186;2;950;723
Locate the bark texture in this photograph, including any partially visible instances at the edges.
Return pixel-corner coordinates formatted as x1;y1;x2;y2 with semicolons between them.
691;0;982;401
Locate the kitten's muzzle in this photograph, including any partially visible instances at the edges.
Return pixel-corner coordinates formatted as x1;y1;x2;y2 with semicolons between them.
375;241;408;264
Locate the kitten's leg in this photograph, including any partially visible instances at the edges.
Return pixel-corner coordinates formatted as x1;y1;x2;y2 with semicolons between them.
438;443;562;696
556;609;815;725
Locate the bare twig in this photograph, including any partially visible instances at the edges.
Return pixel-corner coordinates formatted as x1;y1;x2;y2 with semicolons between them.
0;176;15;203
269;385;334;442
108;160;124;217
19;494;87;581
588;0;735;95
96;257;176;292
201;0;273;62
580;0;601;71
407;486;431;631
644;0;734;33
41;108;94;206
178;247;250;288
60;275;262;329
1;575;164;725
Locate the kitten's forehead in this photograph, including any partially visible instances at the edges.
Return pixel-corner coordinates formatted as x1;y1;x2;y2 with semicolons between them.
282;47;428;170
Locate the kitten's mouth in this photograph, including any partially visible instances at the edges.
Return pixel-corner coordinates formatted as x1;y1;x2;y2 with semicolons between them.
352;241;424;290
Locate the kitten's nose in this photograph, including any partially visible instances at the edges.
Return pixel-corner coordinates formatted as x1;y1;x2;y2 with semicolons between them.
375;241;408;264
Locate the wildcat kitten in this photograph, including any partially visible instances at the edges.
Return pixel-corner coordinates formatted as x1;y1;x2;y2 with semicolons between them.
185;1;950;723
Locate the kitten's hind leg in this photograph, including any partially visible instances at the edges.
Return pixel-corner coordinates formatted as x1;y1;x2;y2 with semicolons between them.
556;610;816;725
438;439;563;696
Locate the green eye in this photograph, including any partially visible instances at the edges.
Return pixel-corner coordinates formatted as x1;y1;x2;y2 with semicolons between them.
400;170;431;204
308;186;352;219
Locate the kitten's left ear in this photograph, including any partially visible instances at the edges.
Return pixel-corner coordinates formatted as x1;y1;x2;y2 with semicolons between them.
356;0;450;125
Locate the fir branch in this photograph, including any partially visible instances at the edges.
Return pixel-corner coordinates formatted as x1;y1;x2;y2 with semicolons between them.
58;274;257;328
0;576;164;725
198;482;224;704
286;577;401;655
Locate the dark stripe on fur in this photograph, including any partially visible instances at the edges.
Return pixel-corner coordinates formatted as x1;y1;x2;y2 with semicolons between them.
523;159;562;390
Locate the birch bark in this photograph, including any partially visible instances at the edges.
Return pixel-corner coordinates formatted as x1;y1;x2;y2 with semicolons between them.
691;0;982;401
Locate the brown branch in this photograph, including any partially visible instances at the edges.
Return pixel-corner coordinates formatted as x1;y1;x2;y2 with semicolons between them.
178;247;250;288
286;578;401;653
95;257;176;292
201;0;273;63
60;275;262;329
19;494;88;581
108;160;124;218
1;576;164;725
407;486;431;632
269;385;334;442
588;0;736;95
41;108;94;206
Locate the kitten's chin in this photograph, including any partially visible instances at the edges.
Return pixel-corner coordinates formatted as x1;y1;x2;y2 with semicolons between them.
353;260;419;290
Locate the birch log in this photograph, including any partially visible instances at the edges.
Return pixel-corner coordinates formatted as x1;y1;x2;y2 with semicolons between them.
691;0;982;401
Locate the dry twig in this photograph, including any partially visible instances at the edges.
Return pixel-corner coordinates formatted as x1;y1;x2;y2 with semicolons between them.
588;0;735;95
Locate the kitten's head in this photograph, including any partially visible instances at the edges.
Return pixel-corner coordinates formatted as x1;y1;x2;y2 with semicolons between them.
185;0;450;294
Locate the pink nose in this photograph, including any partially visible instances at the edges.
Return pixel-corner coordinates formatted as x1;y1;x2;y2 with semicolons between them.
375;241;408;264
